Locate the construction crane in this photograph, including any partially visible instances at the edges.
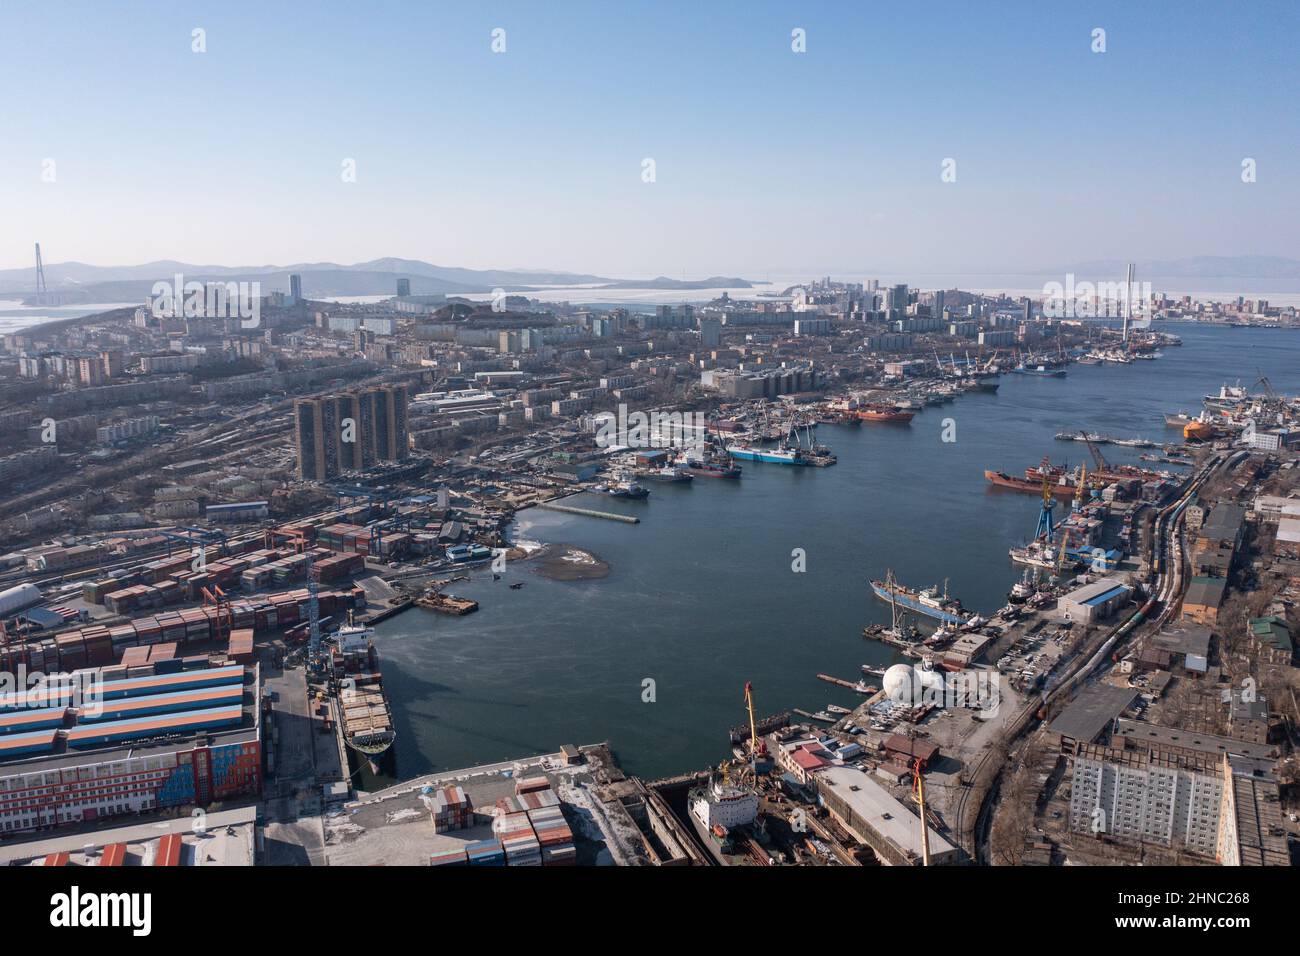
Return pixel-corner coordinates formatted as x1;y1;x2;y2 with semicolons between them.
912;756;930;866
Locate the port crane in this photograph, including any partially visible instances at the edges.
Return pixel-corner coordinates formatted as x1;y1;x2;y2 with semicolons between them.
200;584;232;643
1034;463;1056;541
742;681;765;763
911;756;930;866
1079;431;1109;475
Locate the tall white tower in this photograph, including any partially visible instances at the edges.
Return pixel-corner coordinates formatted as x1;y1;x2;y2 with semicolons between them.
1123;262;1134;342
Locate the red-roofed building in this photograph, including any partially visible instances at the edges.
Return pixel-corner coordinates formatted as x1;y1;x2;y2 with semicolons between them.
882;734;940;769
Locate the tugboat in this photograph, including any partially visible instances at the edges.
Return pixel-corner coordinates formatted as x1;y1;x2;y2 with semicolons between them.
1007;568;1037;604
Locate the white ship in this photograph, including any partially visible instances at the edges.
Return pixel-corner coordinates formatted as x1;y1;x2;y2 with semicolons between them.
688;774;760;865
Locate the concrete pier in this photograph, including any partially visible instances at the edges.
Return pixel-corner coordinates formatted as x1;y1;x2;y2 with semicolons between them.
539;501;640;523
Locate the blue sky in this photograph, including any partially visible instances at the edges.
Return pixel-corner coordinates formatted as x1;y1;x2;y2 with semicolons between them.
1;0;1296;276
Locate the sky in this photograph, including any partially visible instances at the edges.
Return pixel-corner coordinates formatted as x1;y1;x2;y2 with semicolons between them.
1;0;1297;278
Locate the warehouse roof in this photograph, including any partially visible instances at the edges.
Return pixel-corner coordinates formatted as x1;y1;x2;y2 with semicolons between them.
1184;576;1227;608
1113;718;1277;761
815;766;956;862
1047;684;1139;744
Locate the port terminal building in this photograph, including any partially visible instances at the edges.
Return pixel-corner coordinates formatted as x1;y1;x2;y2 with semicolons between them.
1058;577;1133;625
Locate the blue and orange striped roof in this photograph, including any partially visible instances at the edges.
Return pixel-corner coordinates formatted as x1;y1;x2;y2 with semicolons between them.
65;705;243;746
78;684;243;723
0;729;59;757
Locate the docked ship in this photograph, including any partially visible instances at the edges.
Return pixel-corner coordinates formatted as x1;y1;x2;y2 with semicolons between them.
680;454;742;479
640;465;694;483
688;772;760;866
725;442;810;466
855;405;915;423
1204;382;1250;412
1008;542;1080;571
984;468;1078;499
870;572;969;626
333;622;396;775
1015;364;1067;377
599;474;650;498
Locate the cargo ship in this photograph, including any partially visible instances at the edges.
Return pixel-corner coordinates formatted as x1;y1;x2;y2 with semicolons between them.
855;405;915;423
333;622;396;775
725;442;810;466
870;573;969;625
681;455;742;479
984;468;1078;499
640;465;694;483
688;773;760;866
1013;362;1067;377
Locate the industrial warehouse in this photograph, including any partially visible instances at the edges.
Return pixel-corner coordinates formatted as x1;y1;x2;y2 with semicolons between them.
0;662;261;833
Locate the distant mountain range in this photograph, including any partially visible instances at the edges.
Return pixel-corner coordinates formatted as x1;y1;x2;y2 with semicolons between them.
0;258;620;303
594;276;754;290
1063;256;1300;279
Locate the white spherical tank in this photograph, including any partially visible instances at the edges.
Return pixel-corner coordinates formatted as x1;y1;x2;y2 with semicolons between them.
0;583;41;618
882;664;916;704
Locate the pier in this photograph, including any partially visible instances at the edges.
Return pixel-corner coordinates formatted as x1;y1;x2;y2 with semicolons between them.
539;501;640;523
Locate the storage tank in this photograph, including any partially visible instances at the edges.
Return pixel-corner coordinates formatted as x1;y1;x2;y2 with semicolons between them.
0;583;42;618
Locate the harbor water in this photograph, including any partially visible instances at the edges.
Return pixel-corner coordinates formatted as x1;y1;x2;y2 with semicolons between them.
373;324;1300;780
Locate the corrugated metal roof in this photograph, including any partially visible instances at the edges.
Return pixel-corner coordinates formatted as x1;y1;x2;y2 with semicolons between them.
65;704;243;747
78;684;243;723
0;728;59;756
96;664;244;700
0;706;67;733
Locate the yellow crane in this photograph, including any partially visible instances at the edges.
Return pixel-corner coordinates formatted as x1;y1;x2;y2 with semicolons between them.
912;756;930;866
743;681;763;760
1074;463;1087;510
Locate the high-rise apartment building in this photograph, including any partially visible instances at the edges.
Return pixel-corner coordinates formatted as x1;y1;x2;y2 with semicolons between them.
294;384;408;481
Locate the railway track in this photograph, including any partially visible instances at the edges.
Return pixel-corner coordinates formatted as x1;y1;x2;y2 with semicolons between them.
955;452;1229;861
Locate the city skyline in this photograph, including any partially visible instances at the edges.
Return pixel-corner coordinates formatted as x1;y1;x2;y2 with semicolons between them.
2;1;1298;277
